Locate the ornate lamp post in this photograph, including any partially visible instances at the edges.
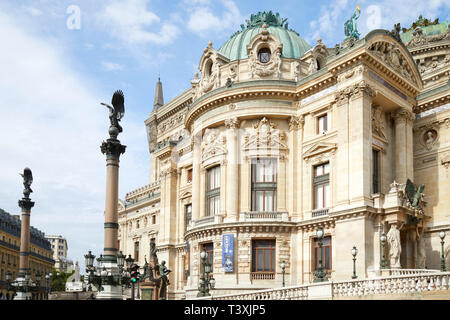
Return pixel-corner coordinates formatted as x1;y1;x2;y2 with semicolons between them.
380;232;387;269
45;273;52;300
197;250;215;297
280;261;286;287
313;227;328;283
35;272;41;300
439;231;446;272
351;246;358;279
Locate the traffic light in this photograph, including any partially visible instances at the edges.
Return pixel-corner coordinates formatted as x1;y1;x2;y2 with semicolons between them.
130;264;139;283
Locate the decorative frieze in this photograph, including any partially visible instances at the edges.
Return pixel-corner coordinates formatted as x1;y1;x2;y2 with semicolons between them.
201;128;227;163
224;117;240;129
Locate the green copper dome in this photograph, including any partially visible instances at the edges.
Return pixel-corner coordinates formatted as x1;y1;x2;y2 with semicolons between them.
218;11;311;61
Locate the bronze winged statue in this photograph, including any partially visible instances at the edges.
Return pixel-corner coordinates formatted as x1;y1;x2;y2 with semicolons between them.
101;90;125;136
19;167;33;196
405;178;425;208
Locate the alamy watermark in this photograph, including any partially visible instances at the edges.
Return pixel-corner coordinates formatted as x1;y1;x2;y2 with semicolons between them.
66;5;81;30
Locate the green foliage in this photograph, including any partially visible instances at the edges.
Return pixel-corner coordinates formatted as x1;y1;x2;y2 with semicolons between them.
50;268;75;292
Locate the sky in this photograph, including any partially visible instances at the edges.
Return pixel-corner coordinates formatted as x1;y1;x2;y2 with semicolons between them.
0;0;449;274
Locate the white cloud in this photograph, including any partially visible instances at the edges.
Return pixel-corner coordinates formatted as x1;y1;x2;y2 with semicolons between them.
23;6;42;16
101;61;124;71
186;0;243;37
97;0;179;45
0;7;149;272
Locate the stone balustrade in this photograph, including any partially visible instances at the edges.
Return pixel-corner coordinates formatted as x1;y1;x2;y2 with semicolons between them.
239;211;289;221
386;269;440;276
193;271;450;300
251;272;275;280
311;208;329;218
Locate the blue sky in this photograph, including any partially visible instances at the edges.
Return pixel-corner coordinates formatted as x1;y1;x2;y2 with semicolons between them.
0;0;449;273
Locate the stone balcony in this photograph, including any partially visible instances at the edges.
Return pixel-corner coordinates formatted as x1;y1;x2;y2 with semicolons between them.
187;212;290;231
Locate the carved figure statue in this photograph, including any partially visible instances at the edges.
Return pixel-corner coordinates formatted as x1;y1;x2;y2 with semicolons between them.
405;178;425;208
19;167;33;196
425;130;436;144
416;227;426;269
308;58;317;75
387;223;404;268
344;5;361;40
101;90;125;136
158;260;171;300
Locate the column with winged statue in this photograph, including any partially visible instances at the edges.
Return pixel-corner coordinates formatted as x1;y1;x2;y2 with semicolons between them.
13;168;35;300
98;90;126;299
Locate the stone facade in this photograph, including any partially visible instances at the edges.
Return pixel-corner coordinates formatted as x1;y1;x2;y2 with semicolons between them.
0;208;54;299
118;14;450;299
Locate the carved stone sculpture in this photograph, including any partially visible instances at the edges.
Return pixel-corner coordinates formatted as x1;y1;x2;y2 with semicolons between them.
387;224;403;268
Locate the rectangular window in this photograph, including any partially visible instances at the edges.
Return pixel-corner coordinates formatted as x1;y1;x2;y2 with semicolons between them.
314;163;330;209
152;215;156;224
206;166;220;216
251;158;277;212
187;169;193;183
201;242;214;274
134;242;139;261
251;239;276;273
313;236;332;273
185;204;192;231
373;149;380;194
317;114;328;133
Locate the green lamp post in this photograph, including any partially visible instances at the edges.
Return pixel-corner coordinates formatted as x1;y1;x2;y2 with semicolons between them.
439;231;446;272
351;246;358;279
313;228;328;283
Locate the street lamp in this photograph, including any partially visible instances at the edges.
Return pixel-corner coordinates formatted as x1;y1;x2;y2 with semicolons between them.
313;227;328;283
380;232;387;269
117;251;125;273
351;246;358;279
440;231;446;272
280;261;286;287
197;250;214;297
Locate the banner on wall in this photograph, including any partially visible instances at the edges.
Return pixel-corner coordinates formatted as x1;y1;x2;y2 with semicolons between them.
222;234;234;272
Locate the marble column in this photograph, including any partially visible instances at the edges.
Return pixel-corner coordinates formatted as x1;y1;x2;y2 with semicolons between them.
225;118;240;222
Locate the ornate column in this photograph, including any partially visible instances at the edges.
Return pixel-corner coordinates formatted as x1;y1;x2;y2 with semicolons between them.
98;90;126;300
199;167;206;217
391;108;414;183
192;133;201;221
289;116;304;219
277;155;287;212
220;160;227;216
15;168;34;300
225;118;240;222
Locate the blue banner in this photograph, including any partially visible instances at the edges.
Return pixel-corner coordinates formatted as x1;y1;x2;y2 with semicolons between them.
222;234;234;272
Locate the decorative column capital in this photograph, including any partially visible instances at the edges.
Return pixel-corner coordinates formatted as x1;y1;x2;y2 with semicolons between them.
225;117;240;129
18;198;34;211
289;115;305;131
391;108;414;124
348;80;377;99
101;138;126;159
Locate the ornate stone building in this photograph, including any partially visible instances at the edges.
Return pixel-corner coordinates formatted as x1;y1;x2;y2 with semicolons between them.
0;208;54;299
118;12;450;299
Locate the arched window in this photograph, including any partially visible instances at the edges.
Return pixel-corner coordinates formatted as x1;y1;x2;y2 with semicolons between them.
205;60;213;77
258;47;271;63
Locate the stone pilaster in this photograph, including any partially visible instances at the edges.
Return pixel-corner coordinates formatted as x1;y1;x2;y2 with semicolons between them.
288;116;303;219
192;134;201;221
225;118;240;222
